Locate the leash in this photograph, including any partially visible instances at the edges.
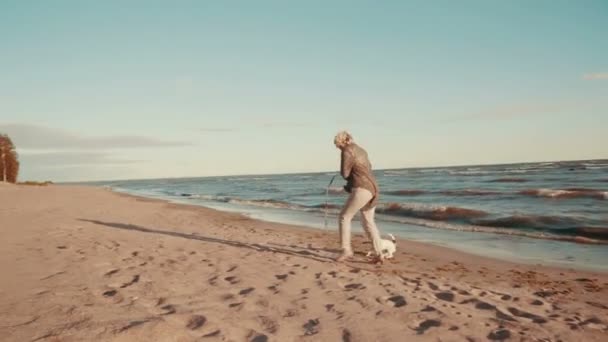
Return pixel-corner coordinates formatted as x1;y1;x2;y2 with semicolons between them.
324;174;338;229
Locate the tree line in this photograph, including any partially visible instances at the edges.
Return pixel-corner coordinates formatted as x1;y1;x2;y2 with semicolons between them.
0;134;19;183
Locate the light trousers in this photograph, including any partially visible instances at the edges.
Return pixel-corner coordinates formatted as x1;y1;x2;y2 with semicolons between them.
339;187;382;256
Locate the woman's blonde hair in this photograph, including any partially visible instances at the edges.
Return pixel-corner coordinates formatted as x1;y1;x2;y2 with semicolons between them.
333;131;353;148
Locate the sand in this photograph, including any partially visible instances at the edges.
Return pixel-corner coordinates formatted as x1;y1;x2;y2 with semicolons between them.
1;185;607;341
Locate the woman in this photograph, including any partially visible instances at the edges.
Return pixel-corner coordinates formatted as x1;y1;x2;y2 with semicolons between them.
333;131;383;262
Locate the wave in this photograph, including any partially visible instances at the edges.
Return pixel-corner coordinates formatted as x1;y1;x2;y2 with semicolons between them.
304;201;608;244
385;190;427;196
561;227;608;240
226;176;271;181
384;170;410;176
178;193;221;201
449;168;546;176
308;203;341;210
473;215;581;230
440;189;500;196
226;198;305;210
487;178;528;183
519;188;607;200
386;189;500;197
177;193;301;209
376;215;608;245
327;187;345;195
187;195;343;212
376;203;488;221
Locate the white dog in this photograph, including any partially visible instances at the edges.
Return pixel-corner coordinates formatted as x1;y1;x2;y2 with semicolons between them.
366;234;397;260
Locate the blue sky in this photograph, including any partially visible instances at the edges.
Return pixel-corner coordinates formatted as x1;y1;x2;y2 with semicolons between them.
1;0;606;181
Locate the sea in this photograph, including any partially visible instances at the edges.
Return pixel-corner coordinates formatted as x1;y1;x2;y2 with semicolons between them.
91;159;608;272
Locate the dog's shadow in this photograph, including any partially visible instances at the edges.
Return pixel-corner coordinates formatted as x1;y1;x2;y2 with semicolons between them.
79;219;336;263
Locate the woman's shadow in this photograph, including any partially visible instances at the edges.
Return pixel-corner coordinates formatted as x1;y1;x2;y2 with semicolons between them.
78;219;335;263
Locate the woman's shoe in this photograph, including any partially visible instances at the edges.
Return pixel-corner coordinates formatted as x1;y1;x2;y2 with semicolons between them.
335;253;354;262
369;255;384;264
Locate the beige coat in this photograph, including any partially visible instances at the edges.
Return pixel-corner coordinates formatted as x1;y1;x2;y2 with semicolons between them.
340;143;379;209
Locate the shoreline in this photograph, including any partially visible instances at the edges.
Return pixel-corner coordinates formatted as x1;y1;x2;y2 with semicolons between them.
114;187;608;273
1;184;607;341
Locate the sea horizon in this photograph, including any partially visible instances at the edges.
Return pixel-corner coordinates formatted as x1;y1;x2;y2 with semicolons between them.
67;157;608;184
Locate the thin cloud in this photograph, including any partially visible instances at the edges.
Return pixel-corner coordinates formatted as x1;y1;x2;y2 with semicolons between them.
199;128;235;133
18;151;146;168
257;121;313;128
583;72;608;80
461;103;562;120
0;123;189;150
454;99;605;121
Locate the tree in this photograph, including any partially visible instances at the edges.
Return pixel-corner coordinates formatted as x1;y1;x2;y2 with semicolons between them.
0;134;19;183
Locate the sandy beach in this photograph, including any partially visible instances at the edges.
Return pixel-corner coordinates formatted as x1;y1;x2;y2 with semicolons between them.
1;184;607;342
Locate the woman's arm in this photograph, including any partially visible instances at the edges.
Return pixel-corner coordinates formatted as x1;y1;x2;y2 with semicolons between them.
341;149;354;179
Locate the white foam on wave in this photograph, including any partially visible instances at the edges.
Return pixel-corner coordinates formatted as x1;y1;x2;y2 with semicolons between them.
536;189;571;198
520;188;607;200
384;170;410;176
375;214;608;245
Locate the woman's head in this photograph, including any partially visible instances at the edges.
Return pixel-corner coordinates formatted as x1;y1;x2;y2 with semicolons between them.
334;131;353;149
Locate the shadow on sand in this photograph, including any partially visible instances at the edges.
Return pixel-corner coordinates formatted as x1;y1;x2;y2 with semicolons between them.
79;219;336;263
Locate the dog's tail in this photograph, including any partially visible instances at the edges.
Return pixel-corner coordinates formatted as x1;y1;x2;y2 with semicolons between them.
388;233;396;244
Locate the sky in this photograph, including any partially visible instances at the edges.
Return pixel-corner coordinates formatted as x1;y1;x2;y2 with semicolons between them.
0;0;607;182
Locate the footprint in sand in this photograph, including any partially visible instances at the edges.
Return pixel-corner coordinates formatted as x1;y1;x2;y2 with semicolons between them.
435;291;455;302
101;289;124;304
421;305;437;313
586;301;608;310
240;287;255;296
377;295;407;308
487;328;511;340
275;274;288;280
186;315;207;330
460;298;516;322
267;285;280;294
202;330;221;338
413;319;441;335
224;276;240;285
160;304;176;315
116;318;157;334
104;269;120;277
247;330;268;342
257;316;279;334
303;319;320;336
342;328;352;342
221;293;234;301
507;307;547;324
249;333;268;342
344;283;365;290
120;275;140;288
103;289;117;297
